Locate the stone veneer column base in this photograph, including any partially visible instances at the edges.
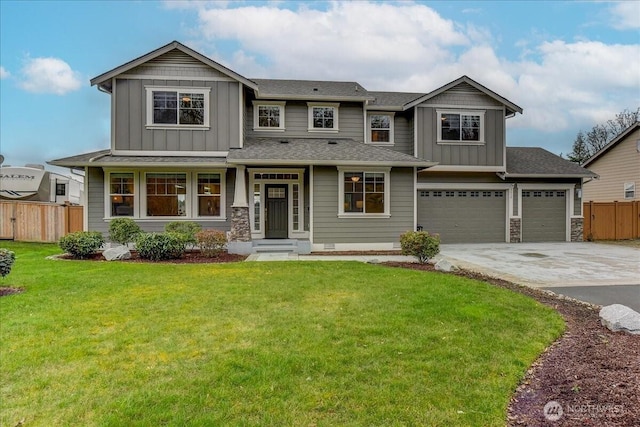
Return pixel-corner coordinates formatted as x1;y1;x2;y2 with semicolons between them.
509;218;521;243
228;206;252;255
571;217;584;242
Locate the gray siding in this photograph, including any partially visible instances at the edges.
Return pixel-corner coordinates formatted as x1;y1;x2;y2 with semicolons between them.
312;166;414;243
418;172;505;184
87;167;234;238
391;112;413;155
416;107;504;166
427;82;504;107
126;50;230;79
114;79;241;152
245;101;364;140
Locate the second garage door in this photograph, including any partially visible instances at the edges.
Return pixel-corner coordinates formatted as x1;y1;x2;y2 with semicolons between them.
521;190;567;242
417;190;507;243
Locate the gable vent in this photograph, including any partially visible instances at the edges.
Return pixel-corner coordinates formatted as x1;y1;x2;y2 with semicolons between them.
327;140;337;145
148;49;203;66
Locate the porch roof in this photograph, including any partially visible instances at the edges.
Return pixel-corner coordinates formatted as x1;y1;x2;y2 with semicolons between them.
48;150;227;168
228;138;437;167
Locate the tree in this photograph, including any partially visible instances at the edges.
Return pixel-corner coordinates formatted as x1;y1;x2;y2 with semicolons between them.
567;108;639;164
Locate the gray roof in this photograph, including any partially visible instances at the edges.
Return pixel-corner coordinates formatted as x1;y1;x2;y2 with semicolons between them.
368;91;425;110
228;138;436;167
504;147;596;178
49;150;227;168
252;79;373;101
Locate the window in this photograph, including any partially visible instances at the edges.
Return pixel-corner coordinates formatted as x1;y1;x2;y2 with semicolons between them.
146;173;187;217
437;110;484;143
110;173;134;216
624;182;635;199
308;103;339;131
146;87;210;128
367;113;394;144
55;183;66;196
197;173;222;217
339;169;390;216
253;102;285;130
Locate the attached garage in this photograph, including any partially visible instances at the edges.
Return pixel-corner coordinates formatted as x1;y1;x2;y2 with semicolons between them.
417;189;507;243
521;190;567;242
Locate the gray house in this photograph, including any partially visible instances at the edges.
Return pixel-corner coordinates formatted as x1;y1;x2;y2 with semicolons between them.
50;41;594;253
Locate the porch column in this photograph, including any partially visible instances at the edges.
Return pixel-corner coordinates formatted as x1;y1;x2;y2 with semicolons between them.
229;165;251;243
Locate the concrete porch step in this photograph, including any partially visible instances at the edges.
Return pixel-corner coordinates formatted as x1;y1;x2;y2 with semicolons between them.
252;239;300;253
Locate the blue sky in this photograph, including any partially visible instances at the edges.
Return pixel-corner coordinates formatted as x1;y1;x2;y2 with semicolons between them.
1;0;639;171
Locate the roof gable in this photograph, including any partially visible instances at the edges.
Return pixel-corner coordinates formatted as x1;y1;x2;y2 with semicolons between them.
90;41;257;92
404;75;523;116
583;122;640;167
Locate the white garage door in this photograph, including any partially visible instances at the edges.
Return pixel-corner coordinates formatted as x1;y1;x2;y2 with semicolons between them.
417;190;507;243
522;190;567;242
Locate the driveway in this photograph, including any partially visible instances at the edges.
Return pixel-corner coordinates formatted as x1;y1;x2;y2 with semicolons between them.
438;242;640;311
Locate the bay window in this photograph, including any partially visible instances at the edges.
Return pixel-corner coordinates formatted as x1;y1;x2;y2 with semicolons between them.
146;173;187;217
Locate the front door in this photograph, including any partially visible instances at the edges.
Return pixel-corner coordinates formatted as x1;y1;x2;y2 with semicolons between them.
265;184;288;239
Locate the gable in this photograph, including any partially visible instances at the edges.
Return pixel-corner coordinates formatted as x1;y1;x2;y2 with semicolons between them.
124;49;232;80
421;82;504;108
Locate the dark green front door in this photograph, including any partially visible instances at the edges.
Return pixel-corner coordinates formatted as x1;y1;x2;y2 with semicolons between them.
266;184;288;239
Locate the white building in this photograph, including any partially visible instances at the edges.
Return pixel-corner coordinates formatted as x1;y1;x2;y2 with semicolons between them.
0;164;83;205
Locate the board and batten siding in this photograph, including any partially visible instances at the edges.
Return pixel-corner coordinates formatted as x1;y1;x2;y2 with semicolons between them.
583;127;640;202
87;167;234;237
114;79;241;152
388;112;414;156
312;166;414;244
415;107;504;166
245;101;364;140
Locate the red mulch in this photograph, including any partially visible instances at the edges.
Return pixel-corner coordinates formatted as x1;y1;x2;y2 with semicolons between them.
56;250;247;264
384;261;640;427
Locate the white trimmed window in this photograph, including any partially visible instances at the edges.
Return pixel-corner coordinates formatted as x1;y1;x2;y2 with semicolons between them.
145;86;210;128
196;173;222;216
367;113;394;144
109;172;135;216
437;110;484;143
308;102;339;131
253;101;285;130
624;182;635;199
145;173;187;217
338;168;390;217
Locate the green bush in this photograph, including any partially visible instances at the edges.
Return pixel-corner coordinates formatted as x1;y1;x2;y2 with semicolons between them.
400;231;440;264
109;218;142;245
196;229;227;257
165;221;202;249
59;231;105;259
135;232;185;261
0;248;16;279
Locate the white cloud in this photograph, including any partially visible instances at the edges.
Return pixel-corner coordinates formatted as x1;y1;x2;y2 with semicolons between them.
187;1;639;140
609;1;640;30
18;57;82;95
0;66;9;79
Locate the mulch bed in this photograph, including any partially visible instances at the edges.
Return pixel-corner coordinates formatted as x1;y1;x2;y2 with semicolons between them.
4;252;638;425
55;250;247;264
384;261;640;427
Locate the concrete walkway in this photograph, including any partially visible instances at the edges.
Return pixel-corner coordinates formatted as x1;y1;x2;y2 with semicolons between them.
245;253;415;262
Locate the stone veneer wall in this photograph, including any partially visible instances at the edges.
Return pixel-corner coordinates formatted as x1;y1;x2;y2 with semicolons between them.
228;207;251;242
571;217;584;242
509;218;521;243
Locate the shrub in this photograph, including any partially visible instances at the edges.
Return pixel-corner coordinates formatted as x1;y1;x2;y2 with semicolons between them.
165;221;202;249
400;230;440;264
196;229;227;257
59;231;105;259
0;248;16;279
135;232;185;261
109;218;142;245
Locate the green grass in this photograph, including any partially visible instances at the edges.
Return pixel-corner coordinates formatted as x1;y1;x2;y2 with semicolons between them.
0;242;564;426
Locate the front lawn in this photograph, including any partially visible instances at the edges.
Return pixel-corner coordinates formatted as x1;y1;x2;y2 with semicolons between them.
0;242;564;426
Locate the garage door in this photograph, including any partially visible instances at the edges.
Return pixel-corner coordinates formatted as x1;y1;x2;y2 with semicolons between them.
522;190;566;242
417;190;507;243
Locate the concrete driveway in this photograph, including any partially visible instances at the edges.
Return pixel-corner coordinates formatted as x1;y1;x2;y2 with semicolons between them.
438;242;640;311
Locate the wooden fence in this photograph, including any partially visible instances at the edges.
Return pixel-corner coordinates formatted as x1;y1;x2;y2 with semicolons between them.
0;200;83;242
583;201;640;240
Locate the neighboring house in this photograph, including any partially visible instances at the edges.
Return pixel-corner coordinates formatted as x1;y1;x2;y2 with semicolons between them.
0;164;83;204
582;122;640;203
50;41;594;253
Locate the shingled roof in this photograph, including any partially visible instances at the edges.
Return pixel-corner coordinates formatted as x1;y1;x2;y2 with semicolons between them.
503;147;596;178
252;79;373;101
49;150;227;168
228;138;436;167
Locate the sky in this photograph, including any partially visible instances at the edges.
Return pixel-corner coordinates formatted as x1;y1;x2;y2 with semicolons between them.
1;0;639;172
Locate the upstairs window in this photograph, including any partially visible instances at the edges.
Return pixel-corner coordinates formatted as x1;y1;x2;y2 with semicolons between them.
146;87;210;128
367;113;394;144
308;103;339;131
253;101;285;130
437;110;484;143
624;182;635;200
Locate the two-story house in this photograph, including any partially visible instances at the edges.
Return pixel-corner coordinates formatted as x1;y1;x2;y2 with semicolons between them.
50;41;595;253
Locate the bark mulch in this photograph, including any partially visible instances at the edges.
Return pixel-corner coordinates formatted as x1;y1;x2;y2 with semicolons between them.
384;261;640;427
